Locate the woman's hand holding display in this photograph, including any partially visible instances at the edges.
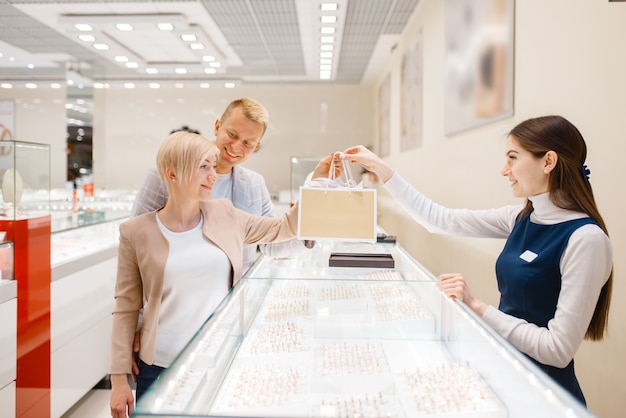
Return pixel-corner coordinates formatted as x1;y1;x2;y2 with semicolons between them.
311;152;343;179
438;273;488;317
341;145;394;183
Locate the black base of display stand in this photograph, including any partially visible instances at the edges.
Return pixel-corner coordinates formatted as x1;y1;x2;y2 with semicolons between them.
329;252;395;268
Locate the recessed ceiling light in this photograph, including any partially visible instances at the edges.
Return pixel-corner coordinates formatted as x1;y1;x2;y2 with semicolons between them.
146;68;159;74
320;45;334;51
175;68;187;74
175;83;184;88
202;55;216;62
224;82;235;88
149;83;160;89
181;34;197;42
204;68;217;74
125;62;139;68
27;64;34;69
157;23;174;31
200;83;210;88
93;43;109;50
124;83;135;89
320;64;332;71
190;43;205;50
75;24;93;31
50;83;62;89
320;51;333;58
78;34;95;42
321;3;338;11
1;83;13;89
321;16;337;24
114;56;129;62
320;71;331;79
320;58;332;64
321;27;336;34
116;23;133;31
25;83;37;89
208;62;221;68
321;36;335;43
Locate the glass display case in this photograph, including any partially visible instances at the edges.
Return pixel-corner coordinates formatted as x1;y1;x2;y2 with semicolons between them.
133;240;593;418
0;241;13;282
49;189;132;267
48;188;134;234
290;156;323;205
0;140;50;220
51;217;126;267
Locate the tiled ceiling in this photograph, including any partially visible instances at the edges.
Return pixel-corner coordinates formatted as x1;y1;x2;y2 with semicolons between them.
0;0;421;87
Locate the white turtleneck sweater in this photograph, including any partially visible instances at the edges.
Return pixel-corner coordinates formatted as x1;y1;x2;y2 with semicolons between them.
384;173;612;368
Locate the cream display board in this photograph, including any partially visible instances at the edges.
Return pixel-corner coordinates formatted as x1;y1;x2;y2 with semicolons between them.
149;280;507;417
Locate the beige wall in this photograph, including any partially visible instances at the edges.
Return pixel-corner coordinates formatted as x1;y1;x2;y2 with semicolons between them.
373;1;626;417
93;85;374;193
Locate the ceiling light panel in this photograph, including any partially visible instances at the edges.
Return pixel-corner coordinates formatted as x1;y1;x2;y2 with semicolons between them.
336;0;420;82
57;13;228;77
202;0;304;78
3;0;421;85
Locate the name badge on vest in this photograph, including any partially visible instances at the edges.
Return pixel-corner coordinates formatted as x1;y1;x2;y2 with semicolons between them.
519;249;538;263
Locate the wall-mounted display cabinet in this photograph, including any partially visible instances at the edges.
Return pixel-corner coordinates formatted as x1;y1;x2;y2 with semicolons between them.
133;240;593;418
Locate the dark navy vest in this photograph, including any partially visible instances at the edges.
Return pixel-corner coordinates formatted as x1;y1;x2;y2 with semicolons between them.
496;213;597;325
495;212;598;405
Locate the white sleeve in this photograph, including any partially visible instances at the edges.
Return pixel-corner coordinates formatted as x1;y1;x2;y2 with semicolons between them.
384;173;520;238
482;225;612;367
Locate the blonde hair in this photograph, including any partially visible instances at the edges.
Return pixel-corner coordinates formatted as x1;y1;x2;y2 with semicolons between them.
220;97;269;137
156;131;219;191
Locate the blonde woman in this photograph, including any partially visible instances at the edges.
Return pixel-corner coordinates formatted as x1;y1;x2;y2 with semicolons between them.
109;131;334;417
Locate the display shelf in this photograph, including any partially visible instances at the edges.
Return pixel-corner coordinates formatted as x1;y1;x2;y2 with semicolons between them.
48;188;133;233
51;217;126;269
133;240;594;418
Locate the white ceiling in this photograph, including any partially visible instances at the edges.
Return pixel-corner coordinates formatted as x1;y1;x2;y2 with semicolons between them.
0;0;422;88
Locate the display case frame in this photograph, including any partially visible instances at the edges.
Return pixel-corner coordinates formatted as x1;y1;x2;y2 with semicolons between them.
0;140;50;220
133;240;594;418
290;156;323;205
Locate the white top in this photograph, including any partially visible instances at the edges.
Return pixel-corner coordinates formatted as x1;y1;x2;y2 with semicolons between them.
385;173;612;367
153;214;230;367
213;172;233;202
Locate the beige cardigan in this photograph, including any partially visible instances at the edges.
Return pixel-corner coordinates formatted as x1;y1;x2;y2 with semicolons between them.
109;198;298;374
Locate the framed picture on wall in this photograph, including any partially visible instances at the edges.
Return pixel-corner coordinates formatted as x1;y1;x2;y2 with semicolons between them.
378;74;391;157
444;0;514;135
400;28;424;151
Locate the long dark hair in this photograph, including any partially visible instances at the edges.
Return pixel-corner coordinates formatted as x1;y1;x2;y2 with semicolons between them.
509;115;612;340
